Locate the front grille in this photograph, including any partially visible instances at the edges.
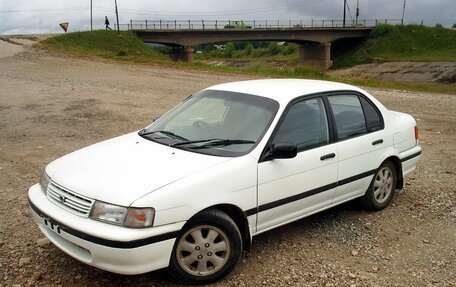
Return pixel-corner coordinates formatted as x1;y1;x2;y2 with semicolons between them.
47;181;94;217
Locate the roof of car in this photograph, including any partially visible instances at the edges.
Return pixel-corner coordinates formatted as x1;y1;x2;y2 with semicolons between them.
206;79;365;104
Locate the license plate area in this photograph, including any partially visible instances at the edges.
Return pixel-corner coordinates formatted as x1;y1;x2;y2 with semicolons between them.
43;217;62;235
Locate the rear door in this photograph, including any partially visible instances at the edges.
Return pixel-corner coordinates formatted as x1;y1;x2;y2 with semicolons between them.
327;93;386;203
257;97;337;232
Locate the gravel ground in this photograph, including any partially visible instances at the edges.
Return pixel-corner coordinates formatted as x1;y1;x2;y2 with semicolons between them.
0;41;455;287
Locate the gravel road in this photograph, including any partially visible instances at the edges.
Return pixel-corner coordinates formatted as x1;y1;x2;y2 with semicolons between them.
0;40;455;287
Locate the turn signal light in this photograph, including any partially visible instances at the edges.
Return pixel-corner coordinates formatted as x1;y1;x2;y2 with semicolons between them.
414;126;419;140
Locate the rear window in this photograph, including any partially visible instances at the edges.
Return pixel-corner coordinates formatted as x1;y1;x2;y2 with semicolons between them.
328;95;367;140
359;96;383;132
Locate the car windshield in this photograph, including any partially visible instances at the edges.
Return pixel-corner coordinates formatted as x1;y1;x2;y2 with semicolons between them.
140;90;279;156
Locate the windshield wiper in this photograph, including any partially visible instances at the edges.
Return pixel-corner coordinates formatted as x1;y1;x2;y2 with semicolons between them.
171;139;255;148
139;130;188;141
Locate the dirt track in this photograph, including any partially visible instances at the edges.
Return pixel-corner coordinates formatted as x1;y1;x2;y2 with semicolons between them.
0;39;455;287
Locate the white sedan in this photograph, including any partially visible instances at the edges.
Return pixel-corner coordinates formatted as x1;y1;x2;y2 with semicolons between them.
28;79;421;284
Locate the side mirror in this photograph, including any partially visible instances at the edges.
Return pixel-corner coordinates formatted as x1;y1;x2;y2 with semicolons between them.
152;115;161;122
264;143;297;161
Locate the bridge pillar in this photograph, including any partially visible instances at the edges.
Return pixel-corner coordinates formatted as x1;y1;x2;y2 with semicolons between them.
170;46;194;62
299;42;332;70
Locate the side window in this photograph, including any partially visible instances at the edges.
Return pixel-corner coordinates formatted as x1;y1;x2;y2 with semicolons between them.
359;96;383;132
272;98;329;152
328;95;367;140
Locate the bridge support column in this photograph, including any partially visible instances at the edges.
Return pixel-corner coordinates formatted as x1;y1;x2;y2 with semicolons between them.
299;42;332;70
170;46;194;62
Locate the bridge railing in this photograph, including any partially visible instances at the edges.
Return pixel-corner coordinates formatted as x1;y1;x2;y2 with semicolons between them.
115;19;403;30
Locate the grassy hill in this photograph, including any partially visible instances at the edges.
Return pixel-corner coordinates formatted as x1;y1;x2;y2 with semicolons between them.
39;28;455;94
40;30;166;62
334;24;456;68
41;26;455;66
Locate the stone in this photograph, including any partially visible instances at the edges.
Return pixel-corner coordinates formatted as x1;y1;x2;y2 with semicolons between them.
18;257;30;267
36;238;50;247
31;272;42;281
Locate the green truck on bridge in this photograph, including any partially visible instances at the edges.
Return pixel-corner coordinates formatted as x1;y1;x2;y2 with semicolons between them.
224;21;252;29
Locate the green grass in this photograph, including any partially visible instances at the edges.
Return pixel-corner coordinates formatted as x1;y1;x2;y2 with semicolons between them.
334;24;456;68
40;30;167;62
190;61;328;79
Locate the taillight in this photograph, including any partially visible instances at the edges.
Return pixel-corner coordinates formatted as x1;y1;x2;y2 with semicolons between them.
414;126;419;140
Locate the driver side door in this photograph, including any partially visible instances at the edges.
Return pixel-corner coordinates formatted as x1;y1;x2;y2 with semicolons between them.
257;97;338;232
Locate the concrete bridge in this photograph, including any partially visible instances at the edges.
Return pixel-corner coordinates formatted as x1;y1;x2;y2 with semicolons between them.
129;20;379;69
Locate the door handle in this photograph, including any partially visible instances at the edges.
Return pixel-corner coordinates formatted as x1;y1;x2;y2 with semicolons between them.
372;139;384;146
320;153;336;161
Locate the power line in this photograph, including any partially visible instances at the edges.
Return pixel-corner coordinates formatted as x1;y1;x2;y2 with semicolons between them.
346;1;353;20
92;0;328;17
355;0;360;26
90;0;93;31
0;7;88;13
0;1;327;16
401;0;406;25
343;0;346;27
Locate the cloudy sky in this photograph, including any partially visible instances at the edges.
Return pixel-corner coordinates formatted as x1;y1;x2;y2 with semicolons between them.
0;0;454;34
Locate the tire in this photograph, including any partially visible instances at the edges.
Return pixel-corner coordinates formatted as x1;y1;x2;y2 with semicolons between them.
361;161;397;211
168;209;242;285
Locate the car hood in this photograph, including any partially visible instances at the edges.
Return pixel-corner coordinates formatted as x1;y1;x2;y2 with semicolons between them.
46;132;232;206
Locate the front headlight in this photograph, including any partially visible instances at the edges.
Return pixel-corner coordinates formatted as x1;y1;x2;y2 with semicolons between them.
40;171;50;195
90;201;155;228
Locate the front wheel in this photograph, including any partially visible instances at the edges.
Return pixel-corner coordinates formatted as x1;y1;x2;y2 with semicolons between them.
168;209;242;284
361;161;397;211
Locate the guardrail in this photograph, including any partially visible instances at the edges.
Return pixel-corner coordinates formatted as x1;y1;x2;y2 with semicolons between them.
115;19;403;31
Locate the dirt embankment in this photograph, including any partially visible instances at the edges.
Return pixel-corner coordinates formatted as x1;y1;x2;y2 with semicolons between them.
0;40;455;287
330;61;456;84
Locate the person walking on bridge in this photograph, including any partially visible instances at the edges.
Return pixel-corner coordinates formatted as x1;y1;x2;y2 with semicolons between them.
105;16;112;30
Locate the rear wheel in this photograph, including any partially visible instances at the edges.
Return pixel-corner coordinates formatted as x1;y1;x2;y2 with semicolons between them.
361;161;397;211
168;209;242;284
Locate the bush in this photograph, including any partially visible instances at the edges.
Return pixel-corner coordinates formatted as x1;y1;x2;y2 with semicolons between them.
224;42;236;58
267;42;280;56
243;43;254;56
372;24;394;37
281;44;297;55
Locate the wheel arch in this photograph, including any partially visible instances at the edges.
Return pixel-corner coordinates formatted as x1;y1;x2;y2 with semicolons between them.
191;204;252;252
382;156;403;190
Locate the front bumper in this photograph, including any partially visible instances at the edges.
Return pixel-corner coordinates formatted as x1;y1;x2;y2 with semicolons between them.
28;184;185;275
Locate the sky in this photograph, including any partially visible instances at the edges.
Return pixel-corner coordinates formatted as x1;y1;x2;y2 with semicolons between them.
0;0;455;35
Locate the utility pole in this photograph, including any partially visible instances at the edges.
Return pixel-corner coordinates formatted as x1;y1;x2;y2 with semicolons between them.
343;0;347;27
90;0;93;31
355;0;359;26
401;0;406;25
115;0;120;33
